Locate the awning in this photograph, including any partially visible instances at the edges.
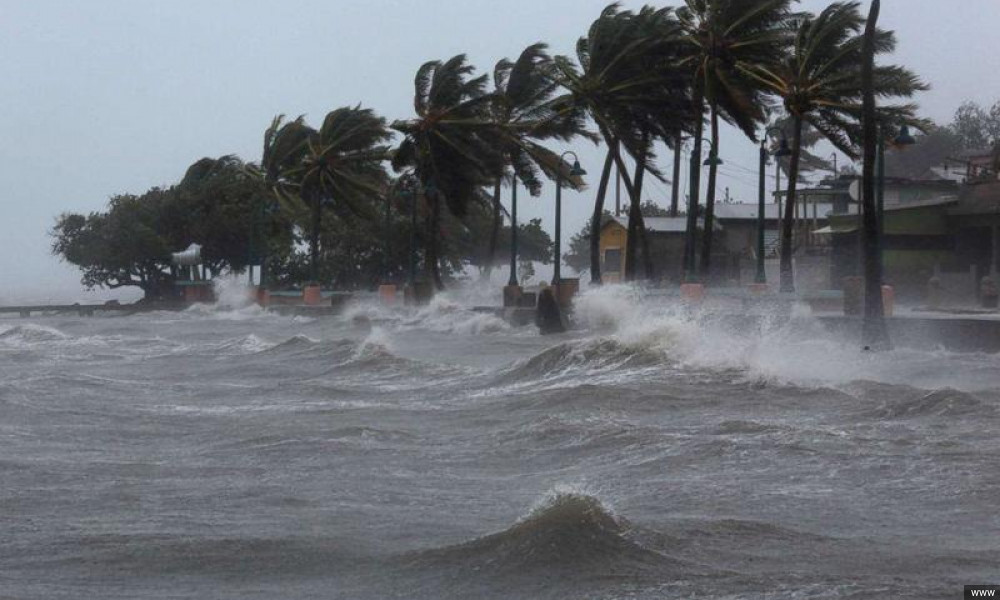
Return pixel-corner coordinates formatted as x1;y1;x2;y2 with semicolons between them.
813;225;857;235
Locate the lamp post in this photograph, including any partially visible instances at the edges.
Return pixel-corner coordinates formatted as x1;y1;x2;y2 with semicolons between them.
758;128;791;285
508;176;519;287
403;188;417;286
554;151;586;287
703;145;723;167
383;189;392;284
877;123;916;275
829;152;839;180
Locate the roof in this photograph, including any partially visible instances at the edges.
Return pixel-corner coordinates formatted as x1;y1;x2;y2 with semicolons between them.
713;203;781;221
886;195;958;212
950;181;1000;216
716;202;844;221
605;215;720;233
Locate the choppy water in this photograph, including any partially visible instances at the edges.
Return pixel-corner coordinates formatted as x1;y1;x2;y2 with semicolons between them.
2;285;999;599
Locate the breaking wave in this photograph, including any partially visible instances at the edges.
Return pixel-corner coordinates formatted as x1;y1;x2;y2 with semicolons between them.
867;388;992;419
0;324;71;344
404;493;690;578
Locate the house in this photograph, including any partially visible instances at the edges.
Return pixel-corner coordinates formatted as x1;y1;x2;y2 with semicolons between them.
826;195;959;297
818;177;1000;301
598;216;717;284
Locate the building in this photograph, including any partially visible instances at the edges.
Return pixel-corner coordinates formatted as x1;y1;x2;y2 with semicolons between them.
598;216;716;284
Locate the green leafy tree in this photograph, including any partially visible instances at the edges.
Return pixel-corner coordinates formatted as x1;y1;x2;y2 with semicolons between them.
951;100;1000;151
52;192;175;300
52;156;294;299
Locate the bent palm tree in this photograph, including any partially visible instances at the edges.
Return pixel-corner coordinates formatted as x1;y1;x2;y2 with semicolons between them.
258;116;315;278
748;1;926;292
486;43;591;281
260;109;391;283
392;55;504;290
677;0;793;279
552;4;689;283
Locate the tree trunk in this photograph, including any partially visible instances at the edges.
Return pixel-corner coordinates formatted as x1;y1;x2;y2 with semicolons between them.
608;144;642;280
589;149;615;285
485;177;502;279
683;81;705;280
699;106;720;279
779;115;804;293
310;192;322;284
861;0;890;350
624;143;650;281
636;159;653;281
426;193;445;290
670;131;682;217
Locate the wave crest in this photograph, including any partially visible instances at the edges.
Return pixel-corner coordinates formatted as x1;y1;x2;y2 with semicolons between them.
407;493;675;576
870;388;990;419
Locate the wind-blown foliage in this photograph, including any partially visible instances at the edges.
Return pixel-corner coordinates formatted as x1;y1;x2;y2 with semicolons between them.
392;55;506;289
485;43;591;278
52;156;294;299
747;0;927;291
677;0;795;279
552;4;691;283
260;108;391;283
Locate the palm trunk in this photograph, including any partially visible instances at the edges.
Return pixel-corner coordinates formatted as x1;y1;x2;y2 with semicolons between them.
861;0;890;350
624;143;650;281
670;131;682;217
683;82;705;280
589;149;615;285
609;146;640;276
427;193;445;290
310;192;322;284
636;159;653;281
699;106;720;279
779;115;804;293
485;178;502;279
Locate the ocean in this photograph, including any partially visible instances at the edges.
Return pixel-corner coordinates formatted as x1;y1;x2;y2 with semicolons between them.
2;285;998;599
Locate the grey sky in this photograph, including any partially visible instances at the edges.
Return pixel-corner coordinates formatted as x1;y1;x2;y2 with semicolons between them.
2;0;998;301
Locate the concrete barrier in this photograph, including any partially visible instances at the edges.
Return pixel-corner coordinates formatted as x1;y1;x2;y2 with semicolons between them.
404;281;434;306
303;285;323;306
882;285;895;317
556;278;579;308
378;284;398;306
680;283;705;304
503;285;522;308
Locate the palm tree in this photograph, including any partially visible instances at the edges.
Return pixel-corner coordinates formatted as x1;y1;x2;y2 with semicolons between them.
260;108;391;283
301;106;392;282
392;55;505;290
259;115;315;278
676;0;794;280
552;4;690;284
485;43;591;281
748;1;926;292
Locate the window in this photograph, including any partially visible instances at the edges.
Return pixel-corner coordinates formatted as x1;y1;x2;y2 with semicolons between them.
604;248;622;272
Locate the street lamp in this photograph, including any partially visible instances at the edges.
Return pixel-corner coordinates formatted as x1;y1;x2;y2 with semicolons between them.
703;144;724;166
508;175;519;287
398;187;417;286
554;151;586;287
757;127;791;284
876;122;917;275
383;188;393;284
250;198;278;288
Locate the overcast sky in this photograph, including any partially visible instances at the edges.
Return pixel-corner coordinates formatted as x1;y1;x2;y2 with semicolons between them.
2;0;999;301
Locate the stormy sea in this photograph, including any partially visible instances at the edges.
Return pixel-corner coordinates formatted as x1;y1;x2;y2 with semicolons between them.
2;284;998;599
